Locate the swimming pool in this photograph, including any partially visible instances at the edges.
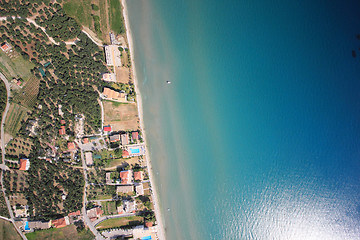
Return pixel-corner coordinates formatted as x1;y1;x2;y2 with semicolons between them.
24;221;30;231
130;147;140;154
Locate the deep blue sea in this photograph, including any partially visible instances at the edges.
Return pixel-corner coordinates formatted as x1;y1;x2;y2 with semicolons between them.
127;0;360;239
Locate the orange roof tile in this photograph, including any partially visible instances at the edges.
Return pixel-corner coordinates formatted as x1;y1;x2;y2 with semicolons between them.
59;126;66;135
120;171;130;184
52;218;67;228
122;150;129;158
68;210;81;216
19;159;29;171
134;171;143;181
67;142;76;151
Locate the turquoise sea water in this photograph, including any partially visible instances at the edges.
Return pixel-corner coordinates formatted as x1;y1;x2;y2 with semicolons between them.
127;0;360;239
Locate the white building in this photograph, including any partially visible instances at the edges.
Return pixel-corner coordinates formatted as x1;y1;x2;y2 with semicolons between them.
105;45;121;67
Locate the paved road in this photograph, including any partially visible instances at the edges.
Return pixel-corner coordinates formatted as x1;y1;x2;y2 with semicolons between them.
79;147;105;240
0;73;26;240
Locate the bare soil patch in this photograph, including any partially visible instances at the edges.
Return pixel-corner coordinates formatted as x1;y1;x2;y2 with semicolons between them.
103;101;139;131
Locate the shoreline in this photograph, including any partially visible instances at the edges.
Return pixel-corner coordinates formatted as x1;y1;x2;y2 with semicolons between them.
121;1;166;239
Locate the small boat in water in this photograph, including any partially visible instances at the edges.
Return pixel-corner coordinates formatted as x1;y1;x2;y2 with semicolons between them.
166;81;171;84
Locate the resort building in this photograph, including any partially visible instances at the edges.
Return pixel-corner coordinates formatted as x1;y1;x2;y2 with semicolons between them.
116;185;134;194
125;144;146;157
52;216;69;228
103;87;127;102
121;133;129;145
120;170;133;184
85;152;93;166
110;134;121;143
102;73;116;82
19;159;30;171
104;45;121;67
122;150;130;158
1;42;12;52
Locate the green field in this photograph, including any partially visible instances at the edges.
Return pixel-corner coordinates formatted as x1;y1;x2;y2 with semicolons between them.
109;0;125;34
63;0;93;29
0;50;35;82
13;76;40;108
101;201;117;215
4;103;28;136
26;225;94;240
0;219;21;240
96;216;143;230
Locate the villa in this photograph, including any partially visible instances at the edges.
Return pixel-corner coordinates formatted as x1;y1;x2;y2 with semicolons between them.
87;207;103;221
120;170;133;184
135;183;144;195
52;216;69;228
59;126;66;135
67;142;76;151
19;159;30;171
132;131;139;141
110;134;121;142
1;42;12;52
123;199;136;213
134;171;143;181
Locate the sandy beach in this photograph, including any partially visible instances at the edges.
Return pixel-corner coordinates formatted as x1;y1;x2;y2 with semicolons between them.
121;1;166;239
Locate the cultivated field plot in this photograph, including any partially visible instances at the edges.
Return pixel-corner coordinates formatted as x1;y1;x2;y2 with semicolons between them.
101;201;117;215
96;216;144;230
0;50;35;82
13;76;40;108
6;170;28;206
4;103;28;137
0;219;21;240
6;137;33;159
26;225;94;240
103;101;139;131
115;66;130;83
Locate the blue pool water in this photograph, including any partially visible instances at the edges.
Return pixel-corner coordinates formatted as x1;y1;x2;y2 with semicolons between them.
24;221;29;231
126;0;360;239
130;148;140;154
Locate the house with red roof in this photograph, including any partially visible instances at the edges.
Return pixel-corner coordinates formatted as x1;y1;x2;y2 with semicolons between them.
68;210;81;217
122;150;129;158
1;42;12;52
67;142;76;151
103;125;112;133
82;137;89;144
52;216;69;228
87;207;103;221
134;171;143;181
19;159;30;171
60;119;66;125
59;126;66;135
120;170;133;184
132;131;139;141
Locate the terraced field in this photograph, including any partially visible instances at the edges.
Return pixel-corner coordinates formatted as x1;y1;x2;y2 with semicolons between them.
4;103;28;137
14;76;40;108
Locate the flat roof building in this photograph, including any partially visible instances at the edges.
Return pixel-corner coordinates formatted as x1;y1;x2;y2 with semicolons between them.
103;87;127;102
102;73;116;82
85;152;93;166
117;185;134;194
104;45;121;67
121;133;129;145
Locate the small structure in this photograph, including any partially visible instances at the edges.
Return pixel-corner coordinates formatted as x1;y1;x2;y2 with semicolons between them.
123;199;136;213
104;125;112;133
103;87;127;102
134;171;143;182
85;152;93;166
83;137;89;144
102;73;116;82
52;216;69;228
68;210;81;217
104;45;121;66
132;131;139;142
14;205;29;218
19;159;30;171
87;207;103;221
28;221;51;230
116;185;134;194
60;119;66;125
67;142;76;151
110;134;121;143
135;183;144;195
59;126;66;135
121;133;129;145
122;150;130;158
1;42;12;52
120;170;132;184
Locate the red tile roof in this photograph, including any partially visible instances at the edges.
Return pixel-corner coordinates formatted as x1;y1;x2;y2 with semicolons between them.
19;159;28;171
145;221;153;228
104;126;111;132
59;126;66;135
67;142;76;151
52;218;67;228
60;120;66;125
134;171;143;181
120;171;130;184
122;150;129;158
68;210;81;216
96;207;103;216
132;132;139;140
1;43;9;51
